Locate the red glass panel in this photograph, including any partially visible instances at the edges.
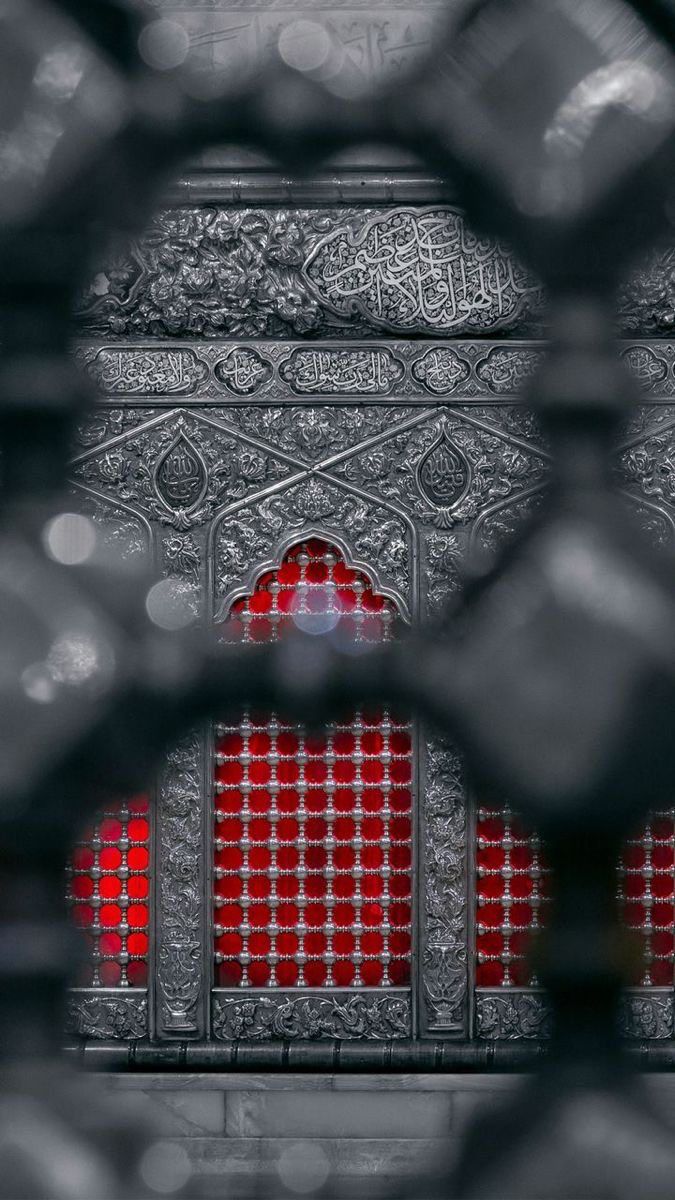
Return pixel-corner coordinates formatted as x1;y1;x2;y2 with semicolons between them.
213;537;412;988
66;794;150;987
475;806;675;988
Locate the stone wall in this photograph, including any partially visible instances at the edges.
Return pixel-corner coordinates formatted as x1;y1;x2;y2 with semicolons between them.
101;1072;675;1197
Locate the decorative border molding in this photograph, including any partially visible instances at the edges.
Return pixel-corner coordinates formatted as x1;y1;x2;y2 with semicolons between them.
75;340;675;404
421;738;469;1035
212;990;411;1040
66;990;148;1041
619;991;674;1040
475;989;674;1041
155;733;206;1037
475;991;552;1041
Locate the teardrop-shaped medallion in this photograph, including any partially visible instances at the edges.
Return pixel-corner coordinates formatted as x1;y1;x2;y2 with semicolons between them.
416;430;470;510
155;432;208;512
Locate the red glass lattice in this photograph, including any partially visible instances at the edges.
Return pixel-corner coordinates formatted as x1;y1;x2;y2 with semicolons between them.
214;537;412;988
619;810;675;986
475;805;549;987
66;795;150;987
475;806;675;988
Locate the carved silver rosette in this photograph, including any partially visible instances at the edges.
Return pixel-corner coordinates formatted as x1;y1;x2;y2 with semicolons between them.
66;991;148;1041
156;734;205;1036
421;739;469;1035
212;991;411;1041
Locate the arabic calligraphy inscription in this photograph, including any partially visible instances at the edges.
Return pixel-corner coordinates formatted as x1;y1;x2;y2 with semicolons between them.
214;347;273;395
279;347;405;395
304;208;542;335
417;430;471;511
412;347;471;394
155;432;208;514
88;348;208;396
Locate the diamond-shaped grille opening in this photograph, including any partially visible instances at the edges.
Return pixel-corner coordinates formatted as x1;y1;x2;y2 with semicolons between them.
214;537;412;988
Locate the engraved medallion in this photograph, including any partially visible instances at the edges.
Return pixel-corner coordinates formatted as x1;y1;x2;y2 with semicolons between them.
417;430;470;510
155;432;208;513
214;347;272;396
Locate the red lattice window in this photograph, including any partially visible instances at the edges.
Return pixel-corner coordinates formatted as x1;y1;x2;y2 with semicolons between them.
66;794;150;987
619;810;675;986
214;537;413;989
475;806;675;988
475;805;550;987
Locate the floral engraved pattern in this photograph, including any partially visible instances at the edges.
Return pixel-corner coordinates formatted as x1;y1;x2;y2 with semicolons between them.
223;404;416;464
216;480;410;607
72;491;150;562
423;739;468;1033
212;993;411;1041
66;994;148;1041
338;413;548;532
79;208;367;338
425;533;463;617
619;246;675;336
163;533;201;583
619;994;673;1039
72;413;292;532
475;992;552;1040
618;428;675;511
305;208;542;335
475;991;673;1040
157;734;204;1034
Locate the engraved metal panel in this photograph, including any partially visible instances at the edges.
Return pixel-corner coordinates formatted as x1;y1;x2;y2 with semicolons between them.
70;206;675;1044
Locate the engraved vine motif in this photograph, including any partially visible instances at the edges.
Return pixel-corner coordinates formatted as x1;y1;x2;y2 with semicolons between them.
338;414;547;530
425;533;463;617
475;993;552;1040
157;734;203;1034
618;432;675;509
619;994;673;1039
475;991;672;1040
216;480;410;604
212;993;411;1041
72;491;150;562
73;405;150;449
423;738;468;1032
72;413;292;532
472;489;548;556
78;208;369;339
163;533;201;583
222;404;416;464
66;994;148;1041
